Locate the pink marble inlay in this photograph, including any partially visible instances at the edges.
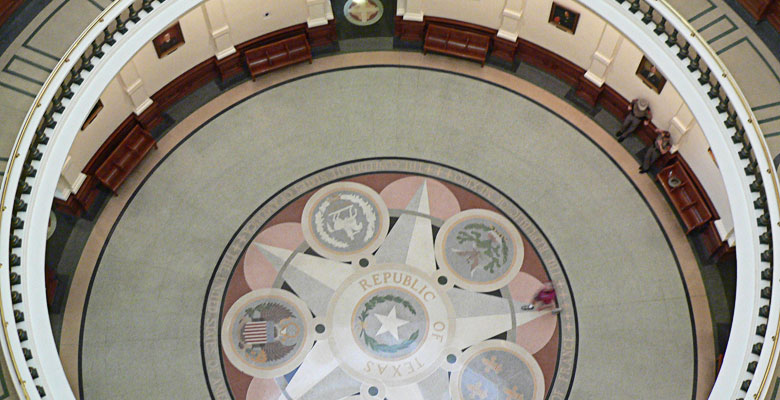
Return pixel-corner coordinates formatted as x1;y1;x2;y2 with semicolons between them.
246;377;281;399
243;222;304;289
508;272;557;354
379;176;460;220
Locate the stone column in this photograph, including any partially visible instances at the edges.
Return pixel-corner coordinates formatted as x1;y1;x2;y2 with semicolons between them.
497;0;525;41
202;0;236;60
575;24;622;106
306;0;330;28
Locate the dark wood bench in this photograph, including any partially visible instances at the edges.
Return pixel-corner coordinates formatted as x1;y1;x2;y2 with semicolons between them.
0;0;24;29
423;24;490;66
245;34;312;80
736;0;780;34
94;124;157;194
657;157;714;233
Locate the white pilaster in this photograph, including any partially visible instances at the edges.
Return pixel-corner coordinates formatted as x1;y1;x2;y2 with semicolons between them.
117;60;153;115
497;0;525;41
202;0;236;59
668;102;695;153
54;156;87;200
397;0;406;16
306;0;330;27
715;219;736;246
404;0;423;21
583;24;623;87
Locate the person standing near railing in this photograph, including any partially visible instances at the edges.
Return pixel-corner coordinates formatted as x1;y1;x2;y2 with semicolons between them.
616;98;652;142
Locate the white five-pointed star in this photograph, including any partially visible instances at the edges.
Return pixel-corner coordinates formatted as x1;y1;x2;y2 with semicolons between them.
373;306;409;341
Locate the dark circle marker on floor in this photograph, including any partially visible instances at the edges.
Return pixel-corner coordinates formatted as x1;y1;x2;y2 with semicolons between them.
368;386;379;396
438;276;448;285
315;324;325;333
359;258;369;267
447;354;457;364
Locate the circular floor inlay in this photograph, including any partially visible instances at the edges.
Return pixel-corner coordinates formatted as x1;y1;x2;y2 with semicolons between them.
301;182;389;261
221;289;314;378
202;159;577;399
435;209;524;292
329;264;454;386
451;340;545;400
344;0;384;26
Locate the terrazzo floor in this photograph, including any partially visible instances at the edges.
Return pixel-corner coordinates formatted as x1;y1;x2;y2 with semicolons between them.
56;53;715;399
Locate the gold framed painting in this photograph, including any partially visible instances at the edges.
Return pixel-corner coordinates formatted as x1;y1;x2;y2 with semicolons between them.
549;3;580;34
153;22;185;58
636;56;667;93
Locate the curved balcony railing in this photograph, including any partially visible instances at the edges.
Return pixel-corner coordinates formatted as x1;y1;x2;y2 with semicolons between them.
0;0;203;398
588;1;779;398
0;0;776;399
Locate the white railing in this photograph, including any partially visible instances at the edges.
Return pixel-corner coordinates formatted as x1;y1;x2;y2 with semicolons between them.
0;0;776;399
0;0;203;398
581;1;780;399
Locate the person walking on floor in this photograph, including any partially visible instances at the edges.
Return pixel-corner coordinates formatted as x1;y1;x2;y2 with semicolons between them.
640;128;672;173
616;98;652;142
521;282;561;314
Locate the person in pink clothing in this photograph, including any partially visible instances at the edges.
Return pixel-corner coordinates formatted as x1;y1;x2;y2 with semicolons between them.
522;282;562;314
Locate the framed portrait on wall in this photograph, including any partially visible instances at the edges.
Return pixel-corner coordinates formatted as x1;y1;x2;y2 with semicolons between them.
636;56;667;93
549;3;580;34
81;99;103;131
153;22;185;58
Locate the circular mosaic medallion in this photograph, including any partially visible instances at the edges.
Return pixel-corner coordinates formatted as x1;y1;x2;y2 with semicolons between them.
328;264;454;386
344;0;384;26
450;340;545;400
204;159;577;400
435;209;524;292
353;287;428;359
301;182;389;261
221;288;314;378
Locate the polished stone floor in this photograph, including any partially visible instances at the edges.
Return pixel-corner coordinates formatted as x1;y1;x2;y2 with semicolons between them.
58;55;712;399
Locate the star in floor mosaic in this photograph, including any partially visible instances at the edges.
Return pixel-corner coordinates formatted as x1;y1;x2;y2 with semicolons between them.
202;159;577;400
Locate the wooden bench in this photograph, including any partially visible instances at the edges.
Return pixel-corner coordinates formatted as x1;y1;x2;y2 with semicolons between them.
245;34;312;80
736;0;780;34
423;24;490;66
657;157;714;233
95;124;157;194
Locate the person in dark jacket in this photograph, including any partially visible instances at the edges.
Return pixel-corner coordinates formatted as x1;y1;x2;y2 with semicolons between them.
616;98;652;142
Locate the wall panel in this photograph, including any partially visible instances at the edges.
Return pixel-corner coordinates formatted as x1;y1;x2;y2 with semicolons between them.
678;124;733;229
423;0;504;29
223;0;309;45
605;38;684;126
517;0;603;69
133;7;215;94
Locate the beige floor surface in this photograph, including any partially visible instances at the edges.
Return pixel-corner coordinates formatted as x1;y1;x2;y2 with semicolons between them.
58;51;715;399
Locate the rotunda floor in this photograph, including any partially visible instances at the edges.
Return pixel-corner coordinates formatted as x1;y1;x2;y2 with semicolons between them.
59;53;713;399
